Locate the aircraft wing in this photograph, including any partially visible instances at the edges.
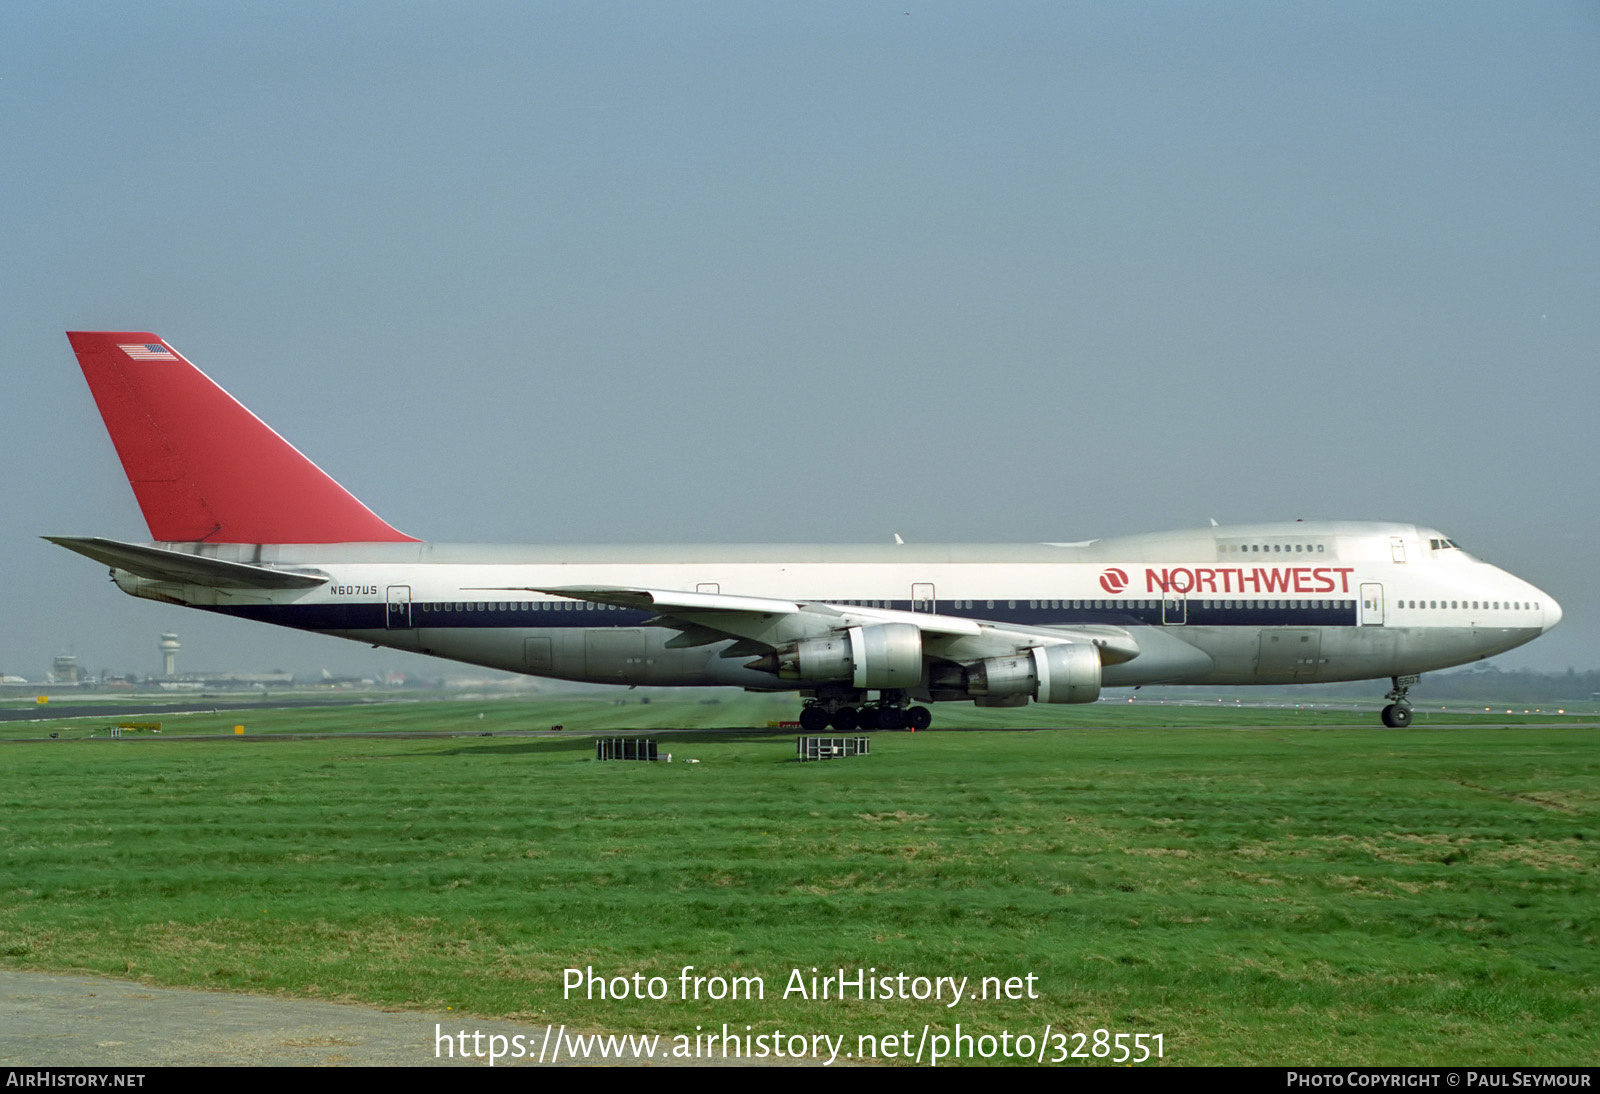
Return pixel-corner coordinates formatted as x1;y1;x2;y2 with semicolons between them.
45;536;330;590
511;585;805;617
478;584;1139;664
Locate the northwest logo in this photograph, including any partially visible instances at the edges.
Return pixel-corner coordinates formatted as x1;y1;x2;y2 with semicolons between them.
1099;568;1129;594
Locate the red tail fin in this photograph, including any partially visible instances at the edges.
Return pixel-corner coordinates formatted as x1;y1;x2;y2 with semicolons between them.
67;332;418;544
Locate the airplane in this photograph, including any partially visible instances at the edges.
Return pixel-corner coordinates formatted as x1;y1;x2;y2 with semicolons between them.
50;332;1562;731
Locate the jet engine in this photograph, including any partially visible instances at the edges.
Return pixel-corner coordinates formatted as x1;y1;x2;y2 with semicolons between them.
761;623;924;689
965;643;1101;704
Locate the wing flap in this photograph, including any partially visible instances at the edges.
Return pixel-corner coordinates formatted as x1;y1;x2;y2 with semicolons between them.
472;584;801;615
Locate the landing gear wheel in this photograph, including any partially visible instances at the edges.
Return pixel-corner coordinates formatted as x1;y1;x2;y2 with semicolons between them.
879;707;907;731
829;707;860;732
1380;675;1419;728
904;706;932;731
1381;704;1412;729
798;705;829;732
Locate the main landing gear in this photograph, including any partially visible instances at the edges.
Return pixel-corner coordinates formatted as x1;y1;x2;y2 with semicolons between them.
1380;674;1418;728
799;690;932;732
860;704;931;731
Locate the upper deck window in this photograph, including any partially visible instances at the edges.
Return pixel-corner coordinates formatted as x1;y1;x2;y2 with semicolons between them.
1219;540;1327;555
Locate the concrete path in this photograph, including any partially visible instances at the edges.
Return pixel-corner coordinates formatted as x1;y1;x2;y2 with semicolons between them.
0;968;778;1066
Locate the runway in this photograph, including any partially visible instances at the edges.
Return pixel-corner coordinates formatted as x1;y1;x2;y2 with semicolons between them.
0;969;785;1067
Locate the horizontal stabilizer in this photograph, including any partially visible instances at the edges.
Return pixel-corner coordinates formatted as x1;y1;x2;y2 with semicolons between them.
45;537;329;589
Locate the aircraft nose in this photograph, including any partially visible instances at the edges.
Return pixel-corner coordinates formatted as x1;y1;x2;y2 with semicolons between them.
1542;594;1563;632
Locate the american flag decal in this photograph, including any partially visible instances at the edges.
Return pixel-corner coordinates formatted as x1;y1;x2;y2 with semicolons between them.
119;343;178;361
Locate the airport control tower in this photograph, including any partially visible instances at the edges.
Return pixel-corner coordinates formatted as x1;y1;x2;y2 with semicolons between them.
160;632;180;677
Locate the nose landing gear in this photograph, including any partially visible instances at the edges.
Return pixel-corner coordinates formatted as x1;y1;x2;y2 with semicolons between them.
1380;675;1418;728
1380;703;1412;728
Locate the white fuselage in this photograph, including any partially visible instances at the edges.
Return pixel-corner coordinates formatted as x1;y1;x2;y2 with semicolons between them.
111;520;1559;698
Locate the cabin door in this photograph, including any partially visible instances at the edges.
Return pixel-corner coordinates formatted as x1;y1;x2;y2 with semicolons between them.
385;586;412;629
1359;583;1385;626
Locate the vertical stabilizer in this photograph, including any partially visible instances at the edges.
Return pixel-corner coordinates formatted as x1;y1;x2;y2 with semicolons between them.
66;331;418;544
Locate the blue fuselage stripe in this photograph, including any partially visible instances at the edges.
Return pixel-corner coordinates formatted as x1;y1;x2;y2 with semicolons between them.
202;598;1362;631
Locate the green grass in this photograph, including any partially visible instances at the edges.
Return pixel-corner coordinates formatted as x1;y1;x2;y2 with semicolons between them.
2;700;1595;1065
2;689;1588;741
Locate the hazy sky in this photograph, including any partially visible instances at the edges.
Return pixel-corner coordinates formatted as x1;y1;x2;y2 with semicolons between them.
3;2;1596;682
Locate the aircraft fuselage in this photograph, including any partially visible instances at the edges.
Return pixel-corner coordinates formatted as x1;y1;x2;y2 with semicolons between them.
104;521;1556;695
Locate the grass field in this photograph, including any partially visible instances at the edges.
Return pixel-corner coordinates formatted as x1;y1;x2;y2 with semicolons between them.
2;696;1596;1065
2;688;1589;739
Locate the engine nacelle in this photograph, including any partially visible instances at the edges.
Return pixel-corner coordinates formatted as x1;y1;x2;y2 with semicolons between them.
773;623;924;689
965;643;1101;704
